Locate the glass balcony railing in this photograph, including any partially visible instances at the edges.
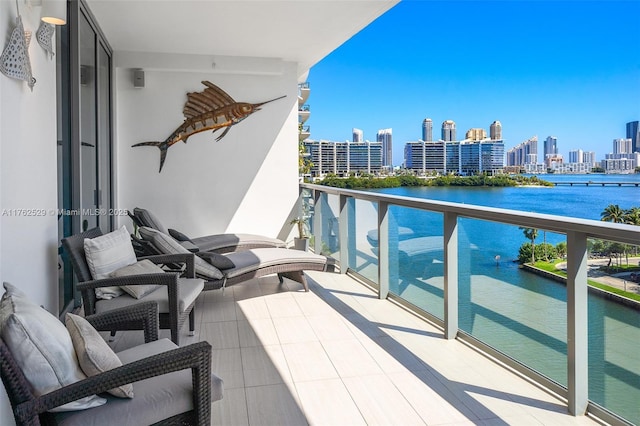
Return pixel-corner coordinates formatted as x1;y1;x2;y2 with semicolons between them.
299;182;640;426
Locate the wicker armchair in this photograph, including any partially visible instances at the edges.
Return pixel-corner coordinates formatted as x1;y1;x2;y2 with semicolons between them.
0;302;220;425
62;227;203;345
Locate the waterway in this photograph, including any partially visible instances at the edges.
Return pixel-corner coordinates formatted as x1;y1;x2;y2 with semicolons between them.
361;174;640;423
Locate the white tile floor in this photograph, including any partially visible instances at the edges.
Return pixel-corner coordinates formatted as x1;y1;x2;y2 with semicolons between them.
110;271;601;426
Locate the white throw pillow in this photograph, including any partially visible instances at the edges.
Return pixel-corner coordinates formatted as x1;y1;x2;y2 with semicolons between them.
0;282;106;411
84;226;137;299
66;313;134;398
110;259;165;299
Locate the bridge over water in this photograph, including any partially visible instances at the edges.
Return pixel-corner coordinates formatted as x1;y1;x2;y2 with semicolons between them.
553;181;639;187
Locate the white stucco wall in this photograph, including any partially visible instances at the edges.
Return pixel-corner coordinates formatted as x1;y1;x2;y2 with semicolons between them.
114;53;300;240
0;1;60;422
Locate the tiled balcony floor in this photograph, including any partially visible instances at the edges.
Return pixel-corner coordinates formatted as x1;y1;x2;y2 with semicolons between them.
110;271;600;426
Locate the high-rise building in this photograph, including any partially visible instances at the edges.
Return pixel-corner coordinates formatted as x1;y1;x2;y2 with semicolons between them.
544;136;558;158
490;120;502;140
626;121;639;153
583;151;596;164
441;120;456;142
422;118;433;142
377;128;393;167
465;128;487;141
568;149;584;163
352;128;363;142
506;136;537;167
613;138;633;154
303;140;382;177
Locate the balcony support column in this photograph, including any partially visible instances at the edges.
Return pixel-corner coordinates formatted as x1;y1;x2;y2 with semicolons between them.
443;212;458;340
566;231;588;416
339;195;353;273
378;201;389;299
313;190;322;254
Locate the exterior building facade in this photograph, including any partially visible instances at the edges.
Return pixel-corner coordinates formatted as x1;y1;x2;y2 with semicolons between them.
404;140;504;175
613;138;633;154
377;128;393;168
352;128;363;142
544;136;558;158
627;120;639;153
490;120;502;140
304;140;383;177
506;136;538;167
568;149;584;163
441;120;456;142
465;128;487;141
422;118;433;141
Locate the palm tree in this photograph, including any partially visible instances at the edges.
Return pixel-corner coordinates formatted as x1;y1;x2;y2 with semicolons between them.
601;204;625;223
623;207;640;226
519;227;538;264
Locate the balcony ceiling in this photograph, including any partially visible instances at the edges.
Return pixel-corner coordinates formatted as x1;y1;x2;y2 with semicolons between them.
85;0;399;76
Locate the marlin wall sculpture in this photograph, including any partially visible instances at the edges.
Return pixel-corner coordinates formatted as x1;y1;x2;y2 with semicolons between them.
133;81;286;172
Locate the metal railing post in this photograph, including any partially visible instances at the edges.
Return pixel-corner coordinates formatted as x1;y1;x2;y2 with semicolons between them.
339;195;350;273
313;190;322;253
566;231;588;416
444;212;459;340
378;201;389;299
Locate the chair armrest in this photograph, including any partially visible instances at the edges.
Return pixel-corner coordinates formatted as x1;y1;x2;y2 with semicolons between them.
15;342;212;424
139;253;196;278
85;302;159;343
78;273;179;316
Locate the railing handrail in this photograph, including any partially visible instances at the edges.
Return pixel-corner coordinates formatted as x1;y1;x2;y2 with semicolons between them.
300;182;640;245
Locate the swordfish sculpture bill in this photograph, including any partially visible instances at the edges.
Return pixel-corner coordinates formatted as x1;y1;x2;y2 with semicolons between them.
133;81;286;172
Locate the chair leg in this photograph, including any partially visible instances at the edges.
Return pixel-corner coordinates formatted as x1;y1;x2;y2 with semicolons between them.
189;309;196;336
280;271;309;292
109;330;117;342
277;273;284;284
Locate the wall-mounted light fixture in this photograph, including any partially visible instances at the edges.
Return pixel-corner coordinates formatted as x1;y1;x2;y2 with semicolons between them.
38;0;67;25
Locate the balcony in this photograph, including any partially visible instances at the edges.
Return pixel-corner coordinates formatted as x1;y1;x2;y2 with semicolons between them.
298;82;311;106
299;104;311;123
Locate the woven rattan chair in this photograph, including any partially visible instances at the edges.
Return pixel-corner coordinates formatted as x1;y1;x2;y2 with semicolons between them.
62;228;203;345
0;302;220;425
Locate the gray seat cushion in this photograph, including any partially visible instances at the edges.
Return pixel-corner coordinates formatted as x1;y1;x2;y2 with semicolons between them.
224;248;328;279
95;278;204;314
192;233;286;252
53;339;224;426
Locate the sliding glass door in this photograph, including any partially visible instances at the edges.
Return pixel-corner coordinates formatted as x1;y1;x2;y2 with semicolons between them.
57;0;113;314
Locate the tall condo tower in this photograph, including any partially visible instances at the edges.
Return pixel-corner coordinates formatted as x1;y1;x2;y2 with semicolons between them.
441;120;456;142
422;118;433;141
626;121;639;153
352;128;363;142
613;138;633;154
490;120;502;140
377;128;393;167
544;136;558;157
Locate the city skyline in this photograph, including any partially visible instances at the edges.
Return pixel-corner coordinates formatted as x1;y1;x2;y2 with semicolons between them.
307;0;639;166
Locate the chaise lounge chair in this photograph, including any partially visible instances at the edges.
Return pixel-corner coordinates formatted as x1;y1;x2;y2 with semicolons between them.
137;226;335;292
130;207;286;254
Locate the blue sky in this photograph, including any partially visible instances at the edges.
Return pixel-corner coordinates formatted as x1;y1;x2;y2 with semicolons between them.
307;0;640;166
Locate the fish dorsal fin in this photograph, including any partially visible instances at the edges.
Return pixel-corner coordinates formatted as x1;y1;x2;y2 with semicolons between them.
182;81;237;119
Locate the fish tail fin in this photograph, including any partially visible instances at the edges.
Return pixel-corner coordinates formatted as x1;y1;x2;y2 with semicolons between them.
132;141;171;173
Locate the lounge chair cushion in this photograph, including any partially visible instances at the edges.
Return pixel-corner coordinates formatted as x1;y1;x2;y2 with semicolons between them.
53;339;224;426
191;233;286;252
0;282;106;412
109;259;165;299
95;278;204;314
225;248;328;279
65;313;133;398
196;252;235;270
139;227;223;280
84;226;137;300
168;228;193;243
134;207;169;235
